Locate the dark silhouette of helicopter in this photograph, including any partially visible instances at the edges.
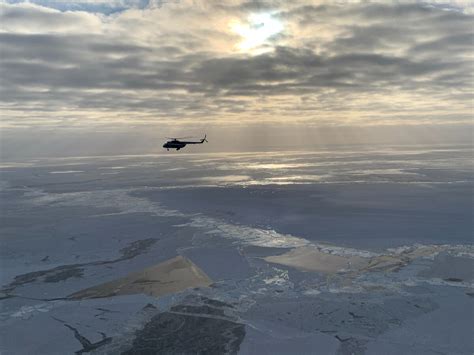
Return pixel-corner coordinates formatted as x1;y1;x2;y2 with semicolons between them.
163;135;208;151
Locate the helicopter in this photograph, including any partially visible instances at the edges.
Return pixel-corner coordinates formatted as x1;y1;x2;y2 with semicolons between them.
163;134;208;151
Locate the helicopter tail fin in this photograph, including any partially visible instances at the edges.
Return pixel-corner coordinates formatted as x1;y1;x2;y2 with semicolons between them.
201;134;208;143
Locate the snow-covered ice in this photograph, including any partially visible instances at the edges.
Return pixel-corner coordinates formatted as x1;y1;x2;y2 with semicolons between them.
1;144;473;354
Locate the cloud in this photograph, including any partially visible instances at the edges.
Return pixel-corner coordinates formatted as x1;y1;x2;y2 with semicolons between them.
0;2;103;33
0;0;472;129
3;0;171;14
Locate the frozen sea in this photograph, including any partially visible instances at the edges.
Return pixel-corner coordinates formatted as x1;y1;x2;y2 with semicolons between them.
1;144;473;354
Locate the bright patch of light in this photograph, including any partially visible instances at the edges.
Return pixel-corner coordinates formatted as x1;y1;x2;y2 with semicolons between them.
231;12;283;52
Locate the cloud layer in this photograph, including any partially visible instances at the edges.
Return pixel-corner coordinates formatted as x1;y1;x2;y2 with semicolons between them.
1;1;473;129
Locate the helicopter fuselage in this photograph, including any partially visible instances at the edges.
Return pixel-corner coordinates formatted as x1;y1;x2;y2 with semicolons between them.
163;135;207;151
163;140;187;150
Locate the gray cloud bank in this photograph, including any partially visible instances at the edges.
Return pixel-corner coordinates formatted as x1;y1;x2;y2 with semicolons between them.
0;1;473;133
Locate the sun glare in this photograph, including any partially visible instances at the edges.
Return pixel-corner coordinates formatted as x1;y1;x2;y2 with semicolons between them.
231;12;283;52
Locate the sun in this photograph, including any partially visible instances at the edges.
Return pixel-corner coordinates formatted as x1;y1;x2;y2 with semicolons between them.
231;12;283;52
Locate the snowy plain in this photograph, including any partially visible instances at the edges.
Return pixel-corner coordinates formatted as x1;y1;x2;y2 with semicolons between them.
0;144;473;354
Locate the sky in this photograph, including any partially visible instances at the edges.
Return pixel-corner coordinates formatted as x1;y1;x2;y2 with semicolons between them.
0;0;473;157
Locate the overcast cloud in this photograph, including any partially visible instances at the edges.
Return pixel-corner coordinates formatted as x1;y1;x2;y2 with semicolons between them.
0;0;472;134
